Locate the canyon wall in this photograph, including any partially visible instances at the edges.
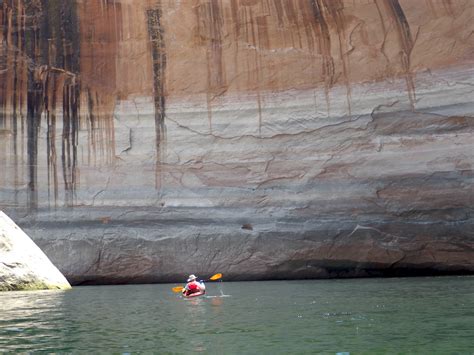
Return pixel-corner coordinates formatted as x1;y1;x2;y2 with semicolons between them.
0;0;473;284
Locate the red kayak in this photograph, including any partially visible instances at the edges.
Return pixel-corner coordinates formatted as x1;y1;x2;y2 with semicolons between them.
183;291;205;298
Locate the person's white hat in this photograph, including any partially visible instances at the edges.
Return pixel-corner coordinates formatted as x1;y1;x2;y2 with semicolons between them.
187;274;197;282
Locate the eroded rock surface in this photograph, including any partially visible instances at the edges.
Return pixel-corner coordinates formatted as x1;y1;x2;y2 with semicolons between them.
0;211;71;291
0;1;473;284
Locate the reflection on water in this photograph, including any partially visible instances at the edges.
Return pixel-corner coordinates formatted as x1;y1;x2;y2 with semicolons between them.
0;276;473;353
0;290;69;350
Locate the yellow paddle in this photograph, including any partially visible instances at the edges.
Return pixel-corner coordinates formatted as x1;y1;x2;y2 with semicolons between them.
209;273;223;281
172;273;222;293
172;286;185;293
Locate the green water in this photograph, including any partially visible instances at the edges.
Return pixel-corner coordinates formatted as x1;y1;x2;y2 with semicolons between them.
0;277;473;354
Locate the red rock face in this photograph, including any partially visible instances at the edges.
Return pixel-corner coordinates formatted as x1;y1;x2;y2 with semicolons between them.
0;1;473;284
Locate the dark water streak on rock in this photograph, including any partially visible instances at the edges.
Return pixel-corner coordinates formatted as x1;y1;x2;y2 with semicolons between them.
45;1;81;207
1;1;25;207
77;0;120;168
194;0;227;133
323;0;352;115
146;3;167;191
1;0;81;209
382;0;416;109
25;0;43;210
309;0;336;114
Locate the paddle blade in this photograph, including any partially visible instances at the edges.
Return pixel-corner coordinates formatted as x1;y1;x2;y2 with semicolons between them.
209;273;222;281
172;286;184;293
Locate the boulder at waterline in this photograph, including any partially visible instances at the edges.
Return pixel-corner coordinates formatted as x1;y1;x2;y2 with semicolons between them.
0;211;71;291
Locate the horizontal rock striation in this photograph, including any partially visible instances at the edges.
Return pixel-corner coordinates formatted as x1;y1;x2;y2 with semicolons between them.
0;0;473;284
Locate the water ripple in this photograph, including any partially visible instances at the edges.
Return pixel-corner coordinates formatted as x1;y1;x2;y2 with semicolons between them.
0;277;472;353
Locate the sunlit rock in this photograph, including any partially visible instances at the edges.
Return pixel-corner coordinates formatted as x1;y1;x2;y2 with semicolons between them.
0;211;71;291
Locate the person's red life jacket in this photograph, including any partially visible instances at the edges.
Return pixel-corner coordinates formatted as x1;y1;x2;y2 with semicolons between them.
187;281;200;292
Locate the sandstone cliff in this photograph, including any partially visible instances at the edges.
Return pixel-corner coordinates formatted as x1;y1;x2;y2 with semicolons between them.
0;0;473;284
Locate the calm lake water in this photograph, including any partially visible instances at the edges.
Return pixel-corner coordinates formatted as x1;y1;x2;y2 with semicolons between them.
0;276;473;354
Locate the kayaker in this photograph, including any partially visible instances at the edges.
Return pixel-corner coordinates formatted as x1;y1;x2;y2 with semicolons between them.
182;274;206;296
